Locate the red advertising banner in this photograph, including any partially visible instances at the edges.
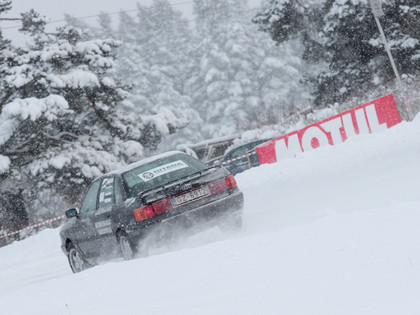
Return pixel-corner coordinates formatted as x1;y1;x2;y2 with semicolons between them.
256;94;401;164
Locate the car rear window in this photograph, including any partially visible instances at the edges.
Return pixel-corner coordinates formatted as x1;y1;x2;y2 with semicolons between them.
122;154;207;198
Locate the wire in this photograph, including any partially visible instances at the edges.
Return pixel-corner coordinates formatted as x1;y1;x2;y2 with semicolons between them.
0;0;195;30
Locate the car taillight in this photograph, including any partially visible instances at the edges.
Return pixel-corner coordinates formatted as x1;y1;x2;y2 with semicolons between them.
152;198;173;215
225;175;237;189
133;205;155;222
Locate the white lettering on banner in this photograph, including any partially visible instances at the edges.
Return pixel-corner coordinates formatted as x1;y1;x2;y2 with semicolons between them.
365;104;387;132
321;118;343;144
355;108;370;134
138;160;189;182
275;133;301;159
342;113;357;139
301;126;329;151
272;103;387;158
257;94;402;164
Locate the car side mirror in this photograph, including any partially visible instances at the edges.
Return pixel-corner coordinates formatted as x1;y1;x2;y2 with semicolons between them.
65;208;79;218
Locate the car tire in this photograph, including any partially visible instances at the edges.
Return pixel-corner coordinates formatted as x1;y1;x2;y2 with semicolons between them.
118;233;136;260
67;243;90;273
219;215;243;233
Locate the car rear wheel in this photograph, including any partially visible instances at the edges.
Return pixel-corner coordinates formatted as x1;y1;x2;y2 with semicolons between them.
118;234;135;260
68;243;90;273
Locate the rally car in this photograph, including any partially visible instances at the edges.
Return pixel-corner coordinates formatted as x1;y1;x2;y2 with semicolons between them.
59;151;244;273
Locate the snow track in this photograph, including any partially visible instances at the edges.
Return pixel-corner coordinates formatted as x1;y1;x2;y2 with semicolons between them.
1;116;420;315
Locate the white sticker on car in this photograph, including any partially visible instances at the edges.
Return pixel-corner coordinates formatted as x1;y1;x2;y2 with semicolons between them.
95;219;111;235
95;220;111;229
138;160;189;182
99;177;114;206
97;227;112;235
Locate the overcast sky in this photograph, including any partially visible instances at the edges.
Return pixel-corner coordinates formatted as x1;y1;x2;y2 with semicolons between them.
2;0;262;44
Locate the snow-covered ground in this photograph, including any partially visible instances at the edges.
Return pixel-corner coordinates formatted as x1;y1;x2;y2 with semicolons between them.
1;114;420;315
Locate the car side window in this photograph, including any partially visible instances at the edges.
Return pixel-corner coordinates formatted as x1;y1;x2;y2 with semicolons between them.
80;181;101;214
231;147;247;159
98;177;114;208
230;147;249;165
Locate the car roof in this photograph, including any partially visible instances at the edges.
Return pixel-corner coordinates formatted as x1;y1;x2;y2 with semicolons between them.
104;150;186;177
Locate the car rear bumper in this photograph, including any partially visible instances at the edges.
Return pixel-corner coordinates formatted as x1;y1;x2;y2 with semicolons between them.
127;190;244;243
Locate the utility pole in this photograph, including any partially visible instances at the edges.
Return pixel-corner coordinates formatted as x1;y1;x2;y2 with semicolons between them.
369;0;403;89
369;0;413;119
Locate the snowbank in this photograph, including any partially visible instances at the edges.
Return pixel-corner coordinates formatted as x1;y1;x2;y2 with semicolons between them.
0;115;419;314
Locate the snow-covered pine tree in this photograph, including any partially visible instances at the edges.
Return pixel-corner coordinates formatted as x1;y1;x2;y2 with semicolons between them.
253;0;327;63
118;1;202;146
0;0;28;236
0;0;15;115
0;9;180;223
255;1;419;107
187;0;306;138
311;0;384;106
313;0;420;106
370;0;420;79
84;1;201;146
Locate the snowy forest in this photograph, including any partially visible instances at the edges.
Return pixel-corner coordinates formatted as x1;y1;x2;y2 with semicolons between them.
0;0;419;239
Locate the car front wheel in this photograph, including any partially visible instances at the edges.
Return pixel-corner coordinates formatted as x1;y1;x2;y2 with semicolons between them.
68;244;90;273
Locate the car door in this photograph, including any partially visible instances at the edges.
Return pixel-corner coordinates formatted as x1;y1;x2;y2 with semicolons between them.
93;176;119;256
73;180;101;259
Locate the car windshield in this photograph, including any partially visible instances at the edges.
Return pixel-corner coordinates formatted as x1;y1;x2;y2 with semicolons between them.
122;154;207;198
